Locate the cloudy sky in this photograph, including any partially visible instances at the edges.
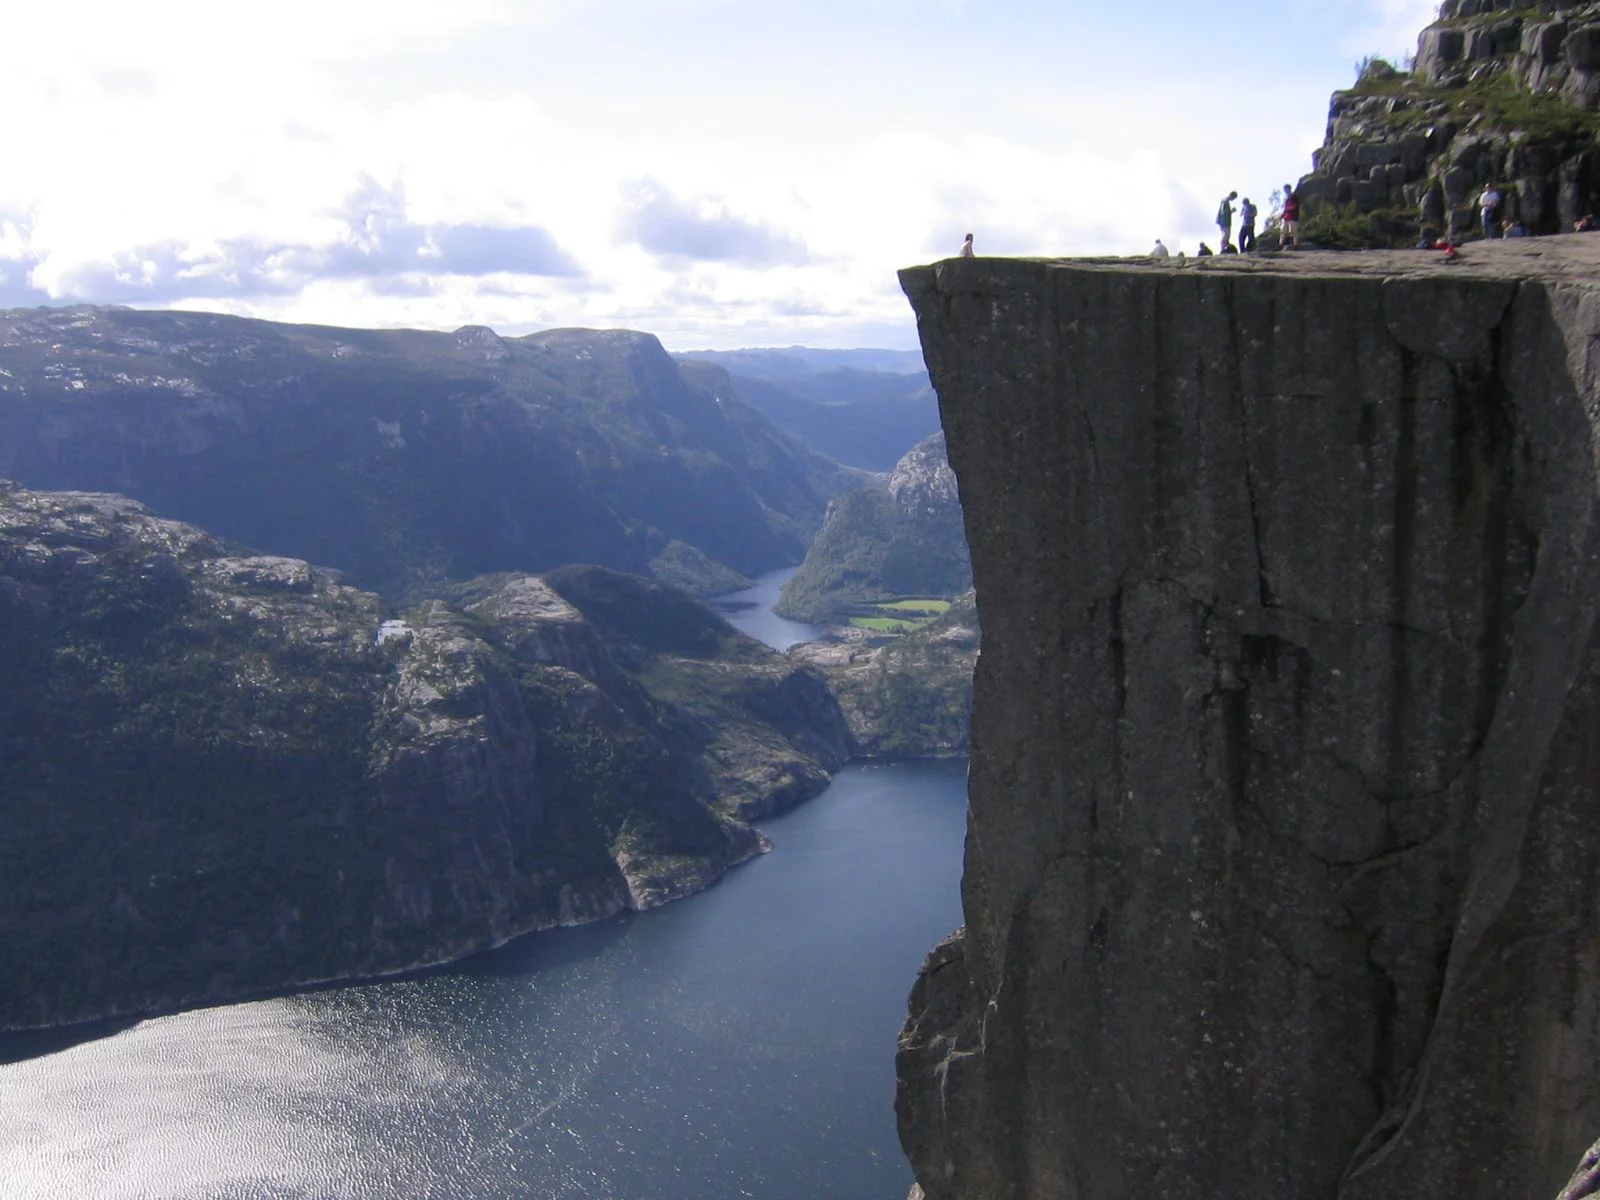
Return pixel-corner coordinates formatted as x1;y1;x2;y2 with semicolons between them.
1;0;1436;349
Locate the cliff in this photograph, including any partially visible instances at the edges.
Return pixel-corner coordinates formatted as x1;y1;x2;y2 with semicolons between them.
0;307;863;601
0;483;850;1030
1298;1;1600;244
897;243;1600;1198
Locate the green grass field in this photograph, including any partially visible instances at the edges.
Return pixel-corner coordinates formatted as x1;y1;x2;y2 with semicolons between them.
875;599;952;615
847;597;953;634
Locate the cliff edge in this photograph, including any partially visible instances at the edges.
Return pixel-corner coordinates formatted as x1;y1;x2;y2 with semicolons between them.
898;241;1600;1198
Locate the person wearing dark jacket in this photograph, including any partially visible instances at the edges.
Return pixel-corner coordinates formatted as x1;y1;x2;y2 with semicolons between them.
1238;197;1257;252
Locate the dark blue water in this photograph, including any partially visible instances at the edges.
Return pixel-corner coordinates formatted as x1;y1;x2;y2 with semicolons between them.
0;760;967;1199
709;567;821;651
0;582;967;1199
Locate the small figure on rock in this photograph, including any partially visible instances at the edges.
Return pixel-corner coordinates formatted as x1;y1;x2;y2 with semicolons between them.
1197;242;1214;258
959;233;975;258
1238;197;1257;252
1577;214;1597;232
1505;221;1528;238
1478;185;1502;240
1279;184;1301;249
1150;239;1170;259
1216;191;1237;251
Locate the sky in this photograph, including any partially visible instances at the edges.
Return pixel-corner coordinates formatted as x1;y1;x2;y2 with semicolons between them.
0;0;1438;350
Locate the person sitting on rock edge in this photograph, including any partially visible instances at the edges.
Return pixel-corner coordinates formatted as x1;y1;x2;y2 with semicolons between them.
959;233;974;258
1150;239;1170;259
1197;242;1213;257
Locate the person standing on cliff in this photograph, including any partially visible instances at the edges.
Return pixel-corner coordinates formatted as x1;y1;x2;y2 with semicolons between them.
1279;184;1301;249
1238;197;1258;252
1478;185;1502;239
1216;191;1237;250
959;233;975;258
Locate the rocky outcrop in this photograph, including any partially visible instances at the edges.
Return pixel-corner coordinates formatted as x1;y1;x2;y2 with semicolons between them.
0;483;850;1030
792;591;978;757
896;244;1600;1198
1298;2;1600;242
0;307;863;601
775;431;971;623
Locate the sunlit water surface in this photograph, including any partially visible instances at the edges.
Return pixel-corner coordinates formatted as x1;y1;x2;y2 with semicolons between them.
0;573;967;1200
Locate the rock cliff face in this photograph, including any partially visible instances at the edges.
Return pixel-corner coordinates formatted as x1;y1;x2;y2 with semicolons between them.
1299;1;1600;242
897;244;1600;1198
0;483;850;1030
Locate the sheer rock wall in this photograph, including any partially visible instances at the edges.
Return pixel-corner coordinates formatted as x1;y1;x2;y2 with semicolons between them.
897;243;1600;1199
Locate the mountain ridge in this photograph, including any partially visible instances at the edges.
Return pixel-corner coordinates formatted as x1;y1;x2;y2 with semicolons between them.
0;306;865;602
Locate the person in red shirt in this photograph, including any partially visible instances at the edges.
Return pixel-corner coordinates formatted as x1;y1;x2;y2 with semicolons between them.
1280;184;1301;249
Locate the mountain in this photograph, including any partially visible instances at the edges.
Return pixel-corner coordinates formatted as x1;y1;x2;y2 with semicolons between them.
0;308;864;602
675;346;926;381
0;482;852;1030
1294;3;1600;246
774;431;970;624
675;347;939;470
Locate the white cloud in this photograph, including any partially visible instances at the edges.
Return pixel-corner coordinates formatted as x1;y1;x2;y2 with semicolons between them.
1342;0;1439;61
0;0;1447;346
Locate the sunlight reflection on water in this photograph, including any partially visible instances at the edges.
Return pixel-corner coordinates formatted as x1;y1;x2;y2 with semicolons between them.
0;760;968;1200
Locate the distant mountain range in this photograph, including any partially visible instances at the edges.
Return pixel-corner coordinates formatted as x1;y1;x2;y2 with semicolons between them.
0;308;865;601
676;347;939;471
676;346;926;381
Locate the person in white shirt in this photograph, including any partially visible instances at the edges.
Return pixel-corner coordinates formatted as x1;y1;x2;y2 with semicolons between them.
1151;239;1170;259
1479;185;1503;239
959;233;975;258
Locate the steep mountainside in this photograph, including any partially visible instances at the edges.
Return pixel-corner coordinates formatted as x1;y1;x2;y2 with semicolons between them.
676;348;938;470
898;246;1600;1198
775;432;971;624
0;483;851;1030
1297;1;1600;244
0;308;861;601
